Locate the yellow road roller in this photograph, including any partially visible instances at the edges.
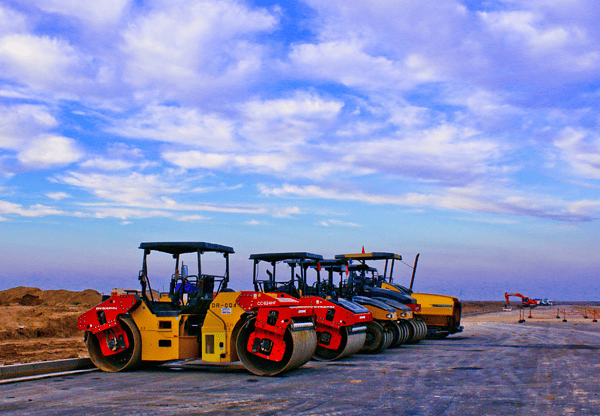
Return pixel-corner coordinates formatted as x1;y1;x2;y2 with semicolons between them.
77;242;317;376
334;252;428;344
381;254;463;339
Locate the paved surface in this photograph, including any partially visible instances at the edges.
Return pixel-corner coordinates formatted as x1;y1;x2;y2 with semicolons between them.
2;311;600;415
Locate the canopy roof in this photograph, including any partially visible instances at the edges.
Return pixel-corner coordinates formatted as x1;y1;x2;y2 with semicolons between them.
139;242;234;255
249;252;323;262
334;252;402;261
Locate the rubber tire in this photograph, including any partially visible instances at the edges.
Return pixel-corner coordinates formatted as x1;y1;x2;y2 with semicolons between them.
382;328;393;350
405;319;420;344
418;320;428;341
386;321;403;348
86;315;142;372
360;321;387;354
395;321;407;346
399;321;410;344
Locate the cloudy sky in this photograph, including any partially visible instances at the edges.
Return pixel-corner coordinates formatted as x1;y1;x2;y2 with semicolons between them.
1;0;599;300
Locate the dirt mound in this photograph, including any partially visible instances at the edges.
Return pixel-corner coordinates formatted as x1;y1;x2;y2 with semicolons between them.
0;287;43;305
18;294;44;306
0;287;104;364
40;289;102;306
0;287;101;307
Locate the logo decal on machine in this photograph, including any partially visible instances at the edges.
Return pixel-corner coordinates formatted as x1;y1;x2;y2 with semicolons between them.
256;301;276;306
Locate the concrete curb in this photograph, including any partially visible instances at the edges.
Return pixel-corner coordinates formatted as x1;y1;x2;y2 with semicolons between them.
0;358;94;380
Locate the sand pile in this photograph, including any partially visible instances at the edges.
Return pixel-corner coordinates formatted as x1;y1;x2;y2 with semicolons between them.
0;286;101;307
0;287;103;364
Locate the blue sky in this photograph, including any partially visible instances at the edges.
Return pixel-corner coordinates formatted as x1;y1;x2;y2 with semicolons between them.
1;0;599;300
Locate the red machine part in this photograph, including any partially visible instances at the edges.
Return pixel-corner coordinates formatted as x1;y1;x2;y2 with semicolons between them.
300;296;364;327
236;292;314;319
77;295;139;333
77;295;139;356
314;322;343;350
505;292;538;307
237;292;315;361
93;324;130;356
237;291;297;311
245;326;287;361
405;303;421;313
298;296;371;350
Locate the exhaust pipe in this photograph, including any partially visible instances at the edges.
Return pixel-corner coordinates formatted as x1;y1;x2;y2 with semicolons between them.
409;253;420;292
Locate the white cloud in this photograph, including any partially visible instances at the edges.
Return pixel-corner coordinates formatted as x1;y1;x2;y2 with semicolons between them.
292;0;600;96
121;0;277;92
177;215;210;221
79;157;136;171
272;206;301;218
25;0;130;26
289;41;440;90
46;192;71;200
163;151;231;169
259;183;600;222
140;92;345;176
0;5;28;35
553;127;600;179
55;171;175;204
77;201;266;220
163;149;296;174
479;10;582;53
51;170;273;220
0;200;64;217
0;104;57;150
320;219;361;227
455;216;518;225
0;34;82;88
336;123;501;185
109;105;235;149
239;92;344;150
17;135;83;168
90;207;173;220
478;7;600;73
106;143;144;159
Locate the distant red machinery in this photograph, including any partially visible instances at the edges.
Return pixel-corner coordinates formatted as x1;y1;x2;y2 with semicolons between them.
504;292;538;308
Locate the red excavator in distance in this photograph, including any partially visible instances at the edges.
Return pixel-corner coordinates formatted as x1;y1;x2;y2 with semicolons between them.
504;292;538;308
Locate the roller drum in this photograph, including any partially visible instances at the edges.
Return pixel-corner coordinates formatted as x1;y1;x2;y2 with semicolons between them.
236;318;317;376
313;326;366;361
85;315;142;372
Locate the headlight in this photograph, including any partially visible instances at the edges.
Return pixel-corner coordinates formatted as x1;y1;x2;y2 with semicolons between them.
401;312;408;318
386;313;397;319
